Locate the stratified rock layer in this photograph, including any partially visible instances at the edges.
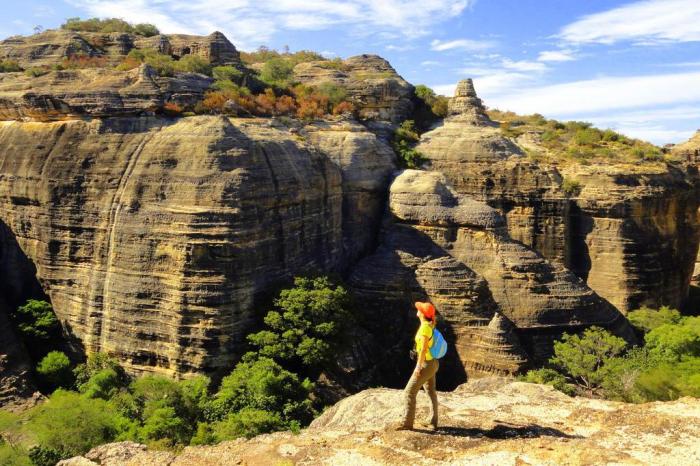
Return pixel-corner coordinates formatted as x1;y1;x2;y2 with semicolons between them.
348;170;632;386
60;379;700;466
0;116;346;377
418;79;700;312
294;55;414;123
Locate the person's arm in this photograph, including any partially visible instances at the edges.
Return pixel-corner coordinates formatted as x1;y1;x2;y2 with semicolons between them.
414;334;429;376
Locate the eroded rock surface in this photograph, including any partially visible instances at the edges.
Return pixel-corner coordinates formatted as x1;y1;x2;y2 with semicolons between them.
294;55;414;123
0;65;212;121
0;116;346;377
418;80;700;312
60;379;700;466
348;170;633;386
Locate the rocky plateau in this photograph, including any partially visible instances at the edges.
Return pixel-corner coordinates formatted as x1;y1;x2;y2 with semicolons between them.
59;378;700;466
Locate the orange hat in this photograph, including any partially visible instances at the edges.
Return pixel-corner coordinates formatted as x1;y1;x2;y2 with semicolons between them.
415;301;435;320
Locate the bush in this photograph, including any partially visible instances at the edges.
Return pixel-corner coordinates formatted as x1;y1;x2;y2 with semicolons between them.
25;390;124;457
520;368;575;396
212;408;286;441
212;65;243;84
645;316;700;362
0;444;31;466
28;445;62;466
118;48;174;76
162;102;183;117
332;101;355;115
9;299;60;361
62;54;108;69
573;128;602;146
61;17;159;36
561;177;582;196
208;357;314;428
247;276;352;371
0;60;22;72
74;353;124;389
80;368;123;400
174;55;212;75
627;306;682;333
392;120;427;169
259;58;295;88
37;351;73;390
551;327;627;392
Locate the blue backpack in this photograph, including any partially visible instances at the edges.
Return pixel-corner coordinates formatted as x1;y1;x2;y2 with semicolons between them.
429;328;448;359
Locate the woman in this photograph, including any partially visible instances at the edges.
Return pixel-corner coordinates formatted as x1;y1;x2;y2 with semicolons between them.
396;301;439;430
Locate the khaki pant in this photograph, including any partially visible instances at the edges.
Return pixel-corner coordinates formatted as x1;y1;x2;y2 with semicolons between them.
400;359;439;428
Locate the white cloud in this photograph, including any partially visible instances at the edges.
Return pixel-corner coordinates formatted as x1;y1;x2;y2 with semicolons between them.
500;58;548;72
559;0;700;45
488;71;700;116
421;60;441;66
66;0;473;49
430;38;496;52
386;44;415;51
537;49;575;62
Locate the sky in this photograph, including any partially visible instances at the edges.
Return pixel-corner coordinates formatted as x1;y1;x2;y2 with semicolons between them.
2;0;700;145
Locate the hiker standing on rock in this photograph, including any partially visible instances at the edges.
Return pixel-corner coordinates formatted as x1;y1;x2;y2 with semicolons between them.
396;301;441;430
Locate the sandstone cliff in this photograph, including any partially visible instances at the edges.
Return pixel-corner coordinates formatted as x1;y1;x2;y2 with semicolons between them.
293;55;414;123
0;29;241;69
418;80;700;312
60;379;700;465
346;170;633;387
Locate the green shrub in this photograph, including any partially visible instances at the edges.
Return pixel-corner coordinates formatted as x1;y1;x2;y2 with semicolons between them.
28;445;63;466
174;55;212;75
391;120;427;169
61;17;159;36
520;368;575;396
316;82;347;107
645;316;700;362
213;408;286;441
36;351;73;390
627;306;682;333
189;422;215;446
79;368;123;400
10;300;58;344
0;444;31;466
247;277;352;371
212;65;244;84
561;177;582;196
259;58;295;88
138;407;188;446
0;60;22;72
551;327;627;392
208;357;314;427
25;390;124;457
573;128;602;146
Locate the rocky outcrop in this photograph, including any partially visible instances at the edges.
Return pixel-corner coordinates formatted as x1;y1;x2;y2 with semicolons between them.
61;379;700;466
347;170;633;386
304;119;396;264
0;116;347;377
672;129;700;161
0;65;212;121
0;30;242;69
418;80;700;312
294;55;414;123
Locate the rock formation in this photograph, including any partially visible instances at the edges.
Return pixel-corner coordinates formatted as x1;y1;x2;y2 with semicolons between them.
294;55;414;123
0;30;242;69
0;65;213;121
347;170;633;387
417;80;700;312
0;116;347;377
60;378;700;466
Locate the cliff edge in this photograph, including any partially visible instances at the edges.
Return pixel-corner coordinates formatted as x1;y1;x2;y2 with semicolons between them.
60;378;700;465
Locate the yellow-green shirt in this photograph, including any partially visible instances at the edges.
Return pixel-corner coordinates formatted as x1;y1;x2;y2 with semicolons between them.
415;321;434;361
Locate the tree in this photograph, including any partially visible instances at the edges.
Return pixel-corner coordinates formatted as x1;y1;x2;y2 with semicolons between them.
550;327;627;392
25;390;124;457
247;276;352;371
74;353;125;390
628;306;682;334
212;408;285;441
208;357;314;427
36;351;73;390
259;58;295;88
79;368;123;400
644;316;700;362
10;299;59;349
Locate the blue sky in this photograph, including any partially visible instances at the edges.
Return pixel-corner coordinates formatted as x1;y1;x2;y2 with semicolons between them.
3;0;700;144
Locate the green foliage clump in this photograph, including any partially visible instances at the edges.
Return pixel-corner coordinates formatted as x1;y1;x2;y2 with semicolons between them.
411;84;449;131
523;307;700;403
9;299;61;361
212;408;286;440
248;276;352;371
117;48;211;77
61;17;160;36
550;327;627;392
212;65;244;84
0;444;32;466
36;351;73;390
391;120;427;169
0;60;22;72
561;177;582;196
174;55;212;75
259;57;296;89
240;46;325;66
25;390;125;458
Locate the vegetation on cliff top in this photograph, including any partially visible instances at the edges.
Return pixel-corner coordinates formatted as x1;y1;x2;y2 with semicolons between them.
488;110;669;168
60;17;160;37
0;277;353;464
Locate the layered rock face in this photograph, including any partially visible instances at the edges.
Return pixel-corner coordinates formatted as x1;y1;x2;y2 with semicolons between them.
0;65;212;121
348;170;632;386
0;116;348;377
61;378;700;466
0;29;242;68
418;80;700;312
294;55;414;123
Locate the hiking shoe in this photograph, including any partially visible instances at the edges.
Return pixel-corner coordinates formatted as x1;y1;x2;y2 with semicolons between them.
390;422;413;431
